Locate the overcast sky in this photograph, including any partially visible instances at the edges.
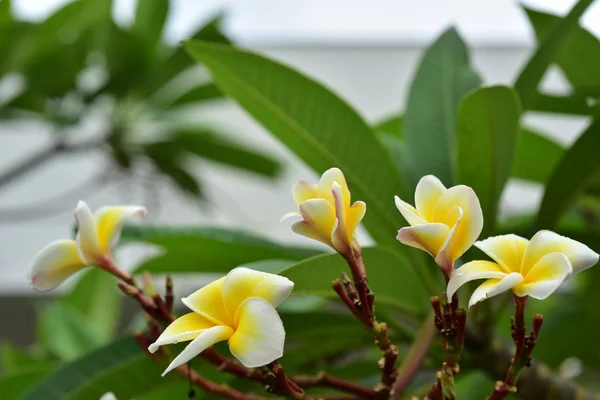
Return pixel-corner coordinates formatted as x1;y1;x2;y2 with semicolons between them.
11;0;600;46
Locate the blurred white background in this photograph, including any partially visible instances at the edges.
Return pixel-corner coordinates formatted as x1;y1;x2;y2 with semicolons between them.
0;0;596;293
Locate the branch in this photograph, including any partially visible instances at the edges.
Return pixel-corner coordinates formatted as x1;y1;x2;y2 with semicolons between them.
0;138;104;190
390;317;436;399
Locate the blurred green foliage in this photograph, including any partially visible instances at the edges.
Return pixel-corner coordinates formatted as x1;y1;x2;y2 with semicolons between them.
3;0;600;399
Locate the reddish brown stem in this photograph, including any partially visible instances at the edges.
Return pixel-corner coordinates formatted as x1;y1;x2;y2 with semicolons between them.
165;274;174;313
332;280;371;326
294;372;376;398
486;295;534;400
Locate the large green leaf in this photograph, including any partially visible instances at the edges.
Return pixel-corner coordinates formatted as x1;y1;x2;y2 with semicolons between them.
536;119;600;229
512;127;564;184
456;86;521;234
0;363;57;400
18;338;184;400
123;225;321;273
374;114;404;138
279;246;429;316
132;0;169;51
184;40;411;247
514;0;595;109
524;7;600;91
529;92;598;116
63;269;120;344
403;27;481;186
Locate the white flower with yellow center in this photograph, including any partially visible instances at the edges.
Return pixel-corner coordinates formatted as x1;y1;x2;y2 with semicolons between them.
395;175;483;271
281;168;366;254
149;267;294;376
29;201;146;292
447;231;599;307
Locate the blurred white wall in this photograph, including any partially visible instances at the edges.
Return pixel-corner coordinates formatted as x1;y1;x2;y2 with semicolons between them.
0;0;595;293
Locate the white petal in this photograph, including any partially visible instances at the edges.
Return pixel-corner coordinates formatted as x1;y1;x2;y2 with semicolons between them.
161;325;234;376
522;230;599;276
229;297;285;368
446;260;507;301
433;185;483;260
30;239;86;292
318;168;350;208
222;267;294;320
148;312;216;353
515;252;572;300
475;234;529;273
396;223;451;257
394;196;427;226
94;205;146;254
468;273;524;308
279;211;301;223
99;393;118;400
435;206;462;268
415;175;446;221
75;201;101;264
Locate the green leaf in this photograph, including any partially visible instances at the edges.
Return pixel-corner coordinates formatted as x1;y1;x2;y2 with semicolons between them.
168;83;223;108
536;119;600;229
514;0;595;109
529;92;598;116
170;129;281;177
279;246;429;316
524;6;600;91
512;127;564;184
0;0;11;26
404;27;481;186
123;225;321;273
17;338;188;400
456;86;521;234
184;40;411;248
146;147;203;198
36;302;105;361
0;363;57;400
374;114;404;138
132;0;169;51
0;342;48;375
63;269;121;344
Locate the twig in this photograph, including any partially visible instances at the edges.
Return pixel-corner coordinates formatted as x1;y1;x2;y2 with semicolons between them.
0;137;104;190
390;317;436;399
293;372;376;398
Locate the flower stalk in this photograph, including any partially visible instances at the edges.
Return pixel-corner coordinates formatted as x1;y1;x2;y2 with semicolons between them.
486;296;543;400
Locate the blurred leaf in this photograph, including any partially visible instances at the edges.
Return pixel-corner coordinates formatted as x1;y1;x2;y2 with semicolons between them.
143;14;231;97
456;86;521;234
104;22;153;95
513;127;564;184
167;82;223;108
17;338;187;400
169;129;281;177
537;119;600;229
36;302;105;361
530;92;599;116
124;225;321;273
404;27;481;186
514;0;594;109
146;145;203;197
374;114;403;138
63;269;120;344
280;246;430;316
524;6;600;91
0;342;48;375
184;40;412;249
108;128;133;169
0;0;11;25
132;0;169;51
0;363;57;400
454;371;496;400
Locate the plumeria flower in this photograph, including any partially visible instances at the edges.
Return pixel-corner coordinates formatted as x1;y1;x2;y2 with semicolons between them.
99;394;118;400
149;267;294;376
447;231;599;308
395;175;483;273
281;168;366;255
29;201;146;292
